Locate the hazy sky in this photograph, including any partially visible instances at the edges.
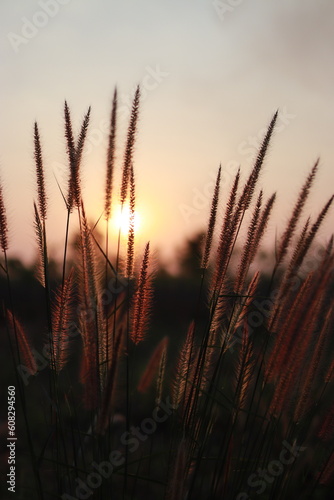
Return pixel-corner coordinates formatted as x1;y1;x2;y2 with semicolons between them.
1;0;334;264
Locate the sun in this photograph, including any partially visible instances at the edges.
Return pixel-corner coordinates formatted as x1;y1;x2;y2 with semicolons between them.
110;204;141;235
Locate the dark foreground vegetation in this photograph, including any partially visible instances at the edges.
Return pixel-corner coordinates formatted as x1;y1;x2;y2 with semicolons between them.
1;89;334;499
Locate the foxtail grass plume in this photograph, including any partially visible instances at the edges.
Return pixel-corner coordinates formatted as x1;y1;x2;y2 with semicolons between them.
233;324;254;418
51;269;75;372
65;102;91;210
239;110;278;211
155;341;167;405
120;86;140;205
78;202;102;408
33;202;46;287
269;272;326;416
233;271;260;334
234;190;263;293
64;101;76;210
290;195;334;273
138;336;169;393
6;310;37;376
213;168;240;291
266;273;313;380
0;176;8;252
126;163;135;279
105;88;117;220
201;165;221;270
294;305;334;422
276;160;319;267
172;321;196;410
131;242;152;344
34;122;47;221
73;106;91;208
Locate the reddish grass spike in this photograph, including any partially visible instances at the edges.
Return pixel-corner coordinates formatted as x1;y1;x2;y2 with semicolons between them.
156;341;168;405
201;165;221;270
289;217;310;266
73;107;91;208
137;336;168;393
234;190;262;294
254;192;276;246
126;163;135;278
276;160;319;266
269;272;325;416
199;325;221;396
213;168;240;290
105;88;117;220
235;192;275;294
76;106;91;167
80;202;98;303
64;101;76;210
131;242;153;344
33;202;45;287
292;195;334;273
234;324;254;415
34;122;47;221
234;271;260;333
120;85;140;205
266;273;313;382
78;202;103;404
294;305;334;422
0;176;9;252
172;321;195;409
51;268;75;372
80;334;100;410
65;103;91;210
240;110;278;211
271;217;311;310
6;310;37;375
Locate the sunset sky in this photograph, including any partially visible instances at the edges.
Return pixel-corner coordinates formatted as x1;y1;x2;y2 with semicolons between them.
1;0;334;266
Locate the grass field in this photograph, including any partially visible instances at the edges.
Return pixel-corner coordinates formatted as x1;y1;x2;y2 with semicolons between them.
1;87;334;499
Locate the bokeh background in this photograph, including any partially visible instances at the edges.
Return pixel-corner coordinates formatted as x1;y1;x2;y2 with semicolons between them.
1;0;334;266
